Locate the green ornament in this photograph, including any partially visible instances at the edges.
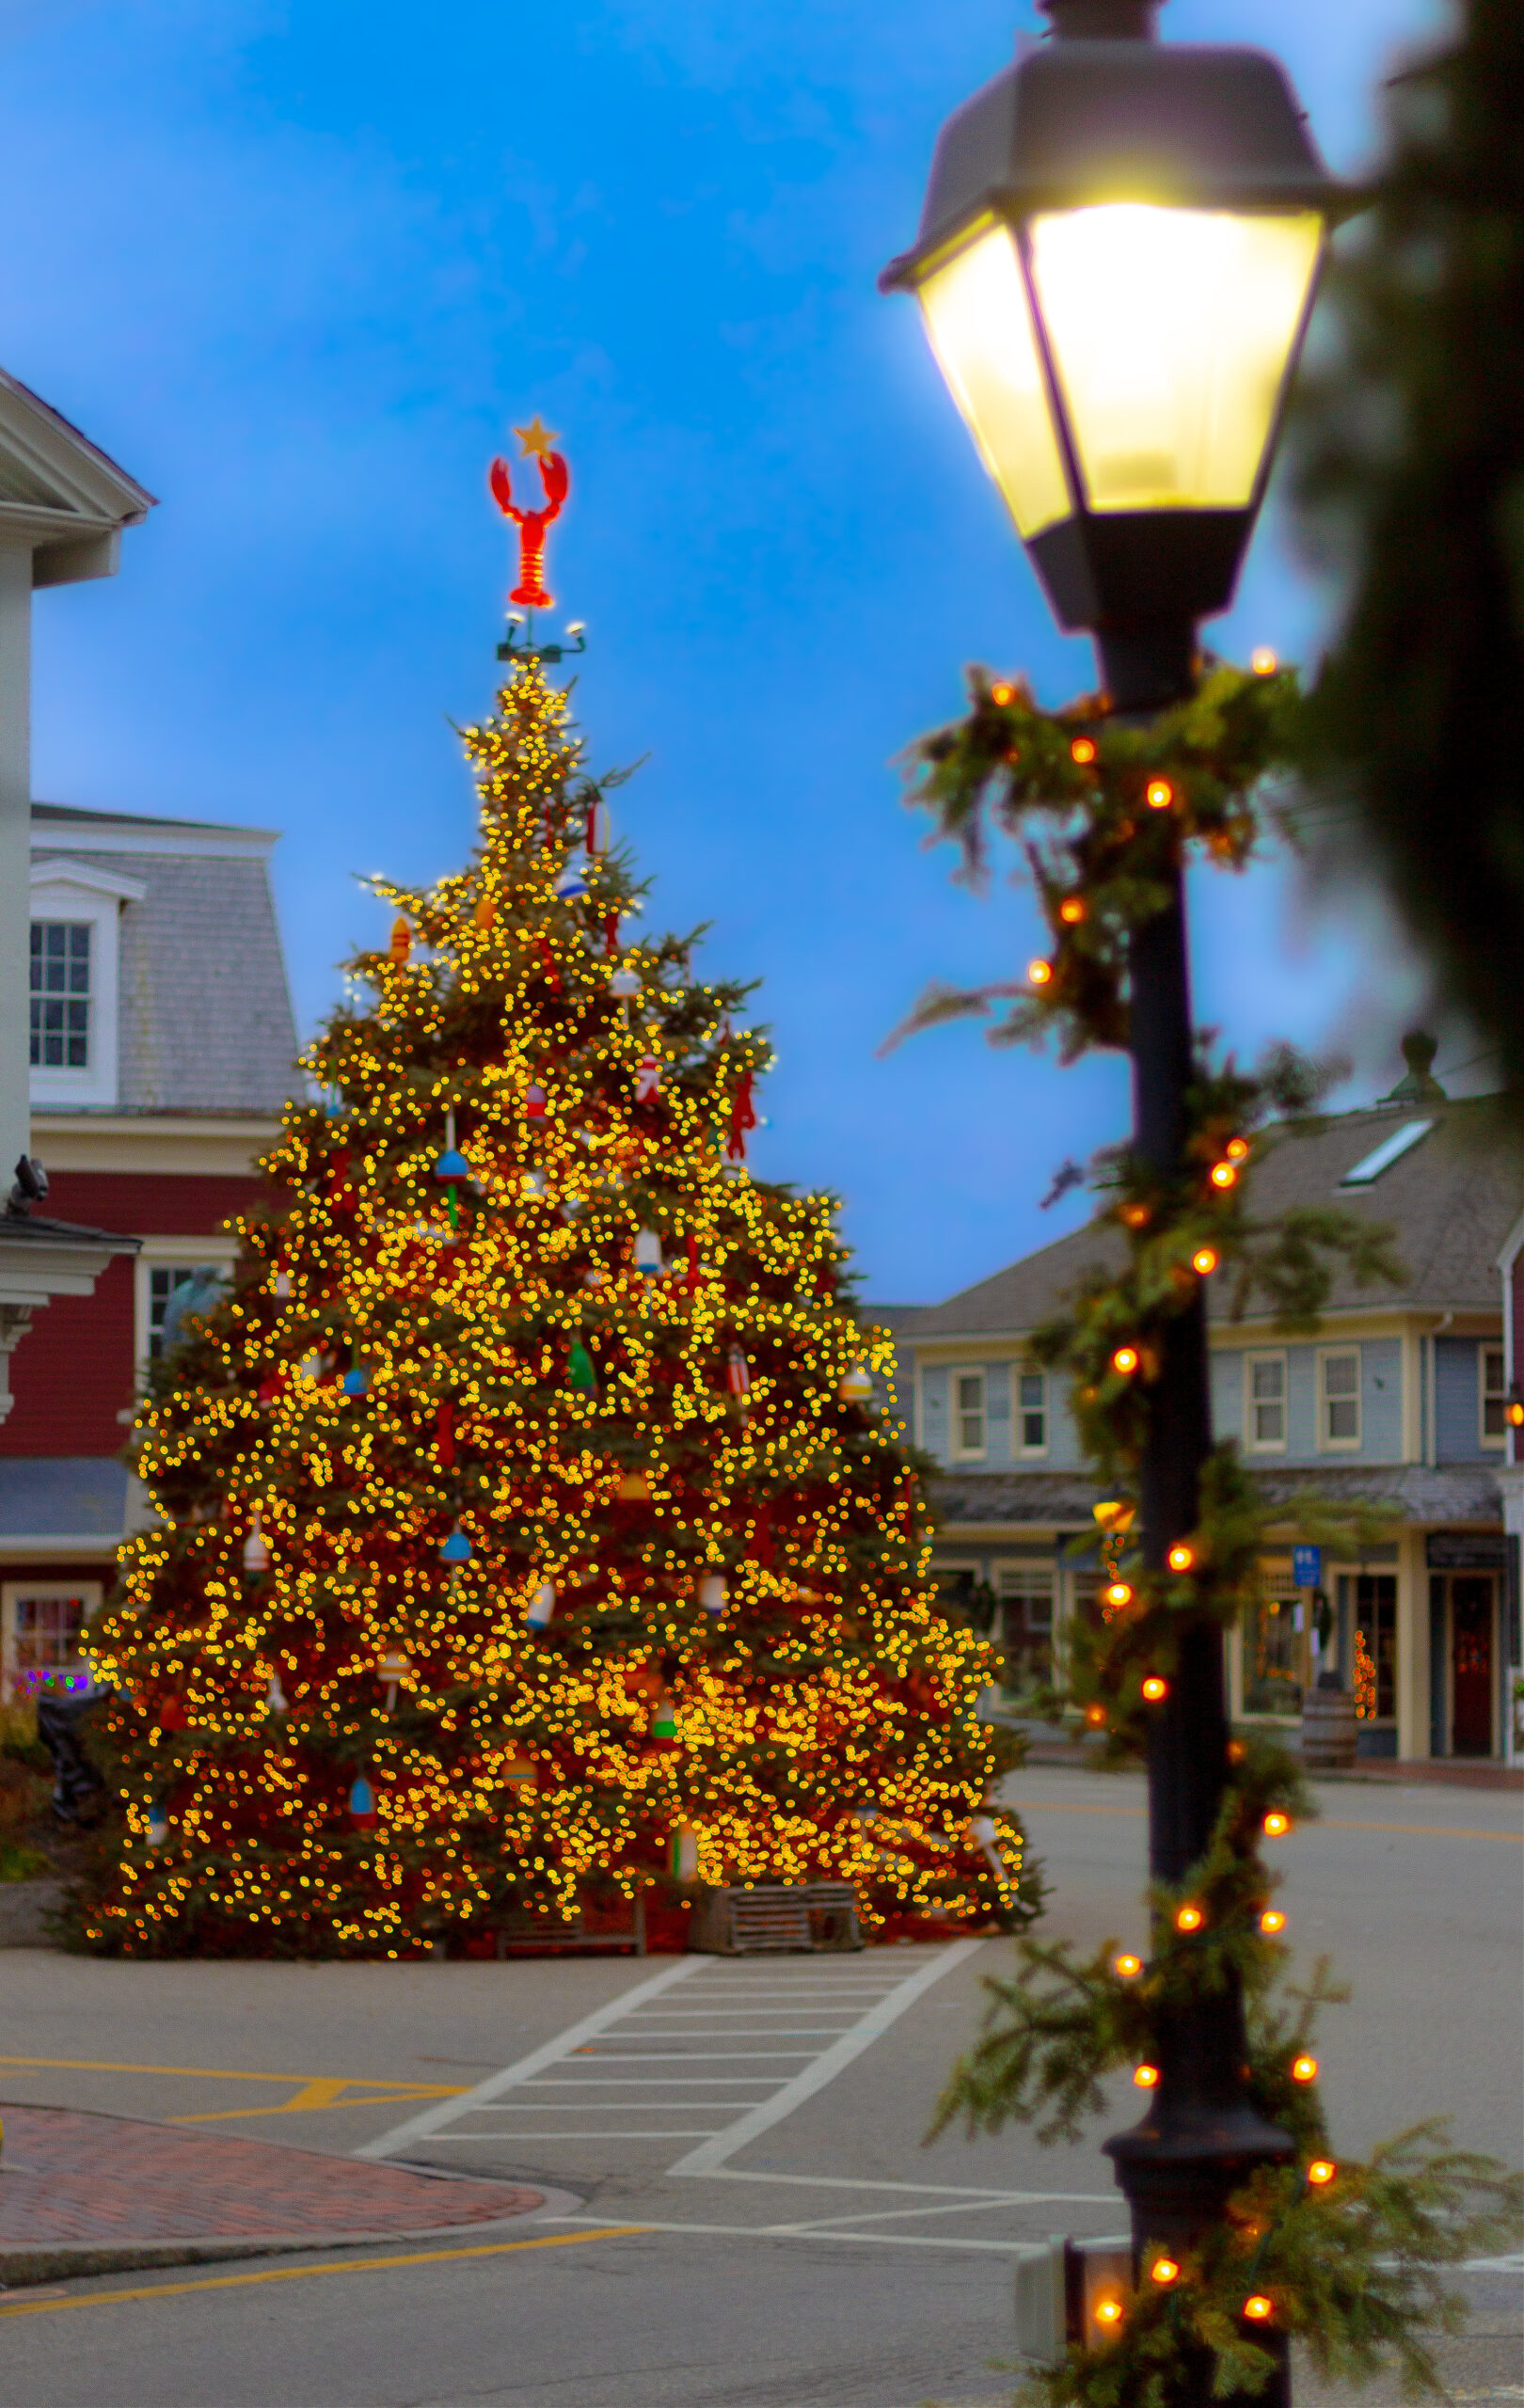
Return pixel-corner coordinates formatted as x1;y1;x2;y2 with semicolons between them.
567;1338;596;1392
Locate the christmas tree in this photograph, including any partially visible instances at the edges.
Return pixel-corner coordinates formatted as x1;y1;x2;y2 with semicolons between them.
79;630;1033;1957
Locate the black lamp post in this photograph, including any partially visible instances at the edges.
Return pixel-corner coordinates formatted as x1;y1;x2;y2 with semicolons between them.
883;0;1350;2354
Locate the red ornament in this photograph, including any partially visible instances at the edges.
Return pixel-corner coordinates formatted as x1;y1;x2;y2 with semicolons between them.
535;935;562;992
436;1401;456;1469
525;1082;548;1119
684;1234;700;1293
726;1347;751;1398
635;1055;661;1103
727;1071;756;1162
488;428;569;610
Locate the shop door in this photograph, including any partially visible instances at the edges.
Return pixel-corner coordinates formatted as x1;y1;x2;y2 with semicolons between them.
1451;1577;1494;1757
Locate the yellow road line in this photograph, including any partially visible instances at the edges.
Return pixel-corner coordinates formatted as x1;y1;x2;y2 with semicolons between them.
170;2087;453;2124
0;2058;466;2094
0;2226;649;2320
1008;1799;1521;1842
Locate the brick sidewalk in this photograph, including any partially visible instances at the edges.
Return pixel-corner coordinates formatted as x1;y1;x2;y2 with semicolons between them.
0;2104;542;2250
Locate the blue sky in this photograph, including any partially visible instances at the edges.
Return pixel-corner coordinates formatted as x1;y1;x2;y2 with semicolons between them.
8;0;1453;1300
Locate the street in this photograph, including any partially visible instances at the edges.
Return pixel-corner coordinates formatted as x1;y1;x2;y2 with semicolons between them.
1;1764;1519;2408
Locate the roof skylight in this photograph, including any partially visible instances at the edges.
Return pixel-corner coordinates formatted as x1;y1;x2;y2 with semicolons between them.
1339;1118;1435;1187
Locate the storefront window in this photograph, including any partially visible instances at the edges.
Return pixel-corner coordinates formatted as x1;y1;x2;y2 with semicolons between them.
998;1568;1055;1696
1244;1563;1304;1715
1354;1574;1397;1721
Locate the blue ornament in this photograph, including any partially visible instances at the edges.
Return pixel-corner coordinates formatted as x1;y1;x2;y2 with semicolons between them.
440;1524;472;1563
348;1773;376;1828
556;863;589;900
342;1363;370;1397
435;1148;468;1182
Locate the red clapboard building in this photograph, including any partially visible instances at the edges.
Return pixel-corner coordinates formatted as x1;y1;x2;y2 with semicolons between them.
0;801;297;1700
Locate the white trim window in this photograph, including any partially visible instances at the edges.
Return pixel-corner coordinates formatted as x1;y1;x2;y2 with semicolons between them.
952;1369;986;1459
28;858;144;1109
1;1578;102;1703
1481;1344;1508;1447
1016;1368;1048;1455
134;1242;238;1382
1319;1347;1361;1449
1246;1352;1287;1451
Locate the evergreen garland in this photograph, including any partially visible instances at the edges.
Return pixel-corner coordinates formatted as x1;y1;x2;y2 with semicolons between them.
901;662;1522;2400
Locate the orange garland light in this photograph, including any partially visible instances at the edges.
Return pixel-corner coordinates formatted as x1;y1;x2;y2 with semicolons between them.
1191;1245;1218;1275
1029;958;1054;987
1111;1345;1140;1375
1244;2296;1274;2322
1175;1904;1203;1932
1059;895;1087;925
1134;2063;1161;2088
1071;735;1098;765
1146;778;1174;811
1167;1543;1195;1573
1292;2053;1318;2083
1308;2160;1336;2186
1260;1908;1287;1934
1151;2257;1181;2287
1141;1675;1168;1702
1263;1810;1290;1837
1115;1952;1143;1978
1210;1161;1238;1189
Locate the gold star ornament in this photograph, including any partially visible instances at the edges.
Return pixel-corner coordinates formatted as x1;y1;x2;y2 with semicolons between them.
514;415;560;460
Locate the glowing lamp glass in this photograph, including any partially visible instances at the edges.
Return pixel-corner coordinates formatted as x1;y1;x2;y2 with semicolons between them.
1024;205;1323;514
1134;2063;1160;2088
1292;2053;1318;2083
917;226;1072;537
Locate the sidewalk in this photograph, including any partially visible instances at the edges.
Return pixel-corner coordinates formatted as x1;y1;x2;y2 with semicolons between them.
1019;1736;1524;1790
0;2103;546;2288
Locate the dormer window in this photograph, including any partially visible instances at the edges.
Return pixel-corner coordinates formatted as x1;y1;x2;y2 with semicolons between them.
30;921;92;1069
28;857;144;1109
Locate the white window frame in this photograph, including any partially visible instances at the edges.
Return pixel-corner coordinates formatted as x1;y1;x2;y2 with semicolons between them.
134;1239;239;1387
1;1577;103;1705
950;1367;987;1460
1480;1341;1508;1450
1014;1365;1048;1457
1318;1345;1362;1450
28;859;144;1109
1245;1351;1288;1452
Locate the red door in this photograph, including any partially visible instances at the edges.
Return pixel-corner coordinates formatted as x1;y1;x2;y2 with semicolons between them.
1451;1578;1494;1757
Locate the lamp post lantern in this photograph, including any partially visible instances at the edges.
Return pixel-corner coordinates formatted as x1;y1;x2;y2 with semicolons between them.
884;0;1350;2370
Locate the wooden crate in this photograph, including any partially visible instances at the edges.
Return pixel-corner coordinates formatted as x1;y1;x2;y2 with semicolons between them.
689;1880;863;1955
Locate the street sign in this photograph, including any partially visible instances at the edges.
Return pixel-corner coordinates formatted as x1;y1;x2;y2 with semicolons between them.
1293;1545;1323;1590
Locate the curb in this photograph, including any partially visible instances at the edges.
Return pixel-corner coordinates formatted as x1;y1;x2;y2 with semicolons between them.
0;2190;586;2291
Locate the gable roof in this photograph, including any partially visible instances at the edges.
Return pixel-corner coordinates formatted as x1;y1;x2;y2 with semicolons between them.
0;368;155;586
907;1097;1523;1339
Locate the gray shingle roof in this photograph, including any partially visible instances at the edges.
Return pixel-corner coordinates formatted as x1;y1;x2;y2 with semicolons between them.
929;1462;1502;1530
904;1098;1523;1338
32;806;299;1116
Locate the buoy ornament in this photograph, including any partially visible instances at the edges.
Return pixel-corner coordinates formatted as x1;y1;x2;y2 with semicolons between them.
634;1228;663;1279
610;965;640;1000
266;1671;288;1717
526;1580;556;1630
435;1108;469;1182
505;1748;536;1788
567;1337;597;1393
726;1348;751;1398
555;863;588;901
348;1773;377;1830
243;1513;270;1574
839;1363;874;1402
635;1054;661;1103
440;1523;473;1563
699;1573;727;1617
672;1825;699;1880
524;1082;548;1119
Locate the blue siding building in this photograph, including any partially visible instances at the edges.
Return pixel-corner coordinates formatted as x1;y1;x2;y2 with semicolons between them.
877;1089;1523;1765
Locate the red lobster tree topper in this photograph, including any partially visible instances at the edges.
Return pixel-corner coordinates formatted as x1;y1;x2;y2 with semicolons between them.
489;416;569;610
